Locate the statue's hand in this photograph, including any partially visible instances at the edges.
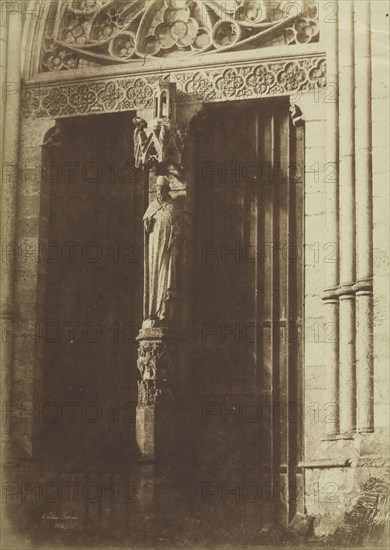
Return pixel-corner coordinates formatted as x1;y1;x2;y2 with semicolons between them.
145;218;155;233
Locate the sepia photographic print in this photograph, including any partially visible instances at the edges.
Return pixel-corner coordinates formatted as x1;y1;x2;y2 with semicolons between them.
0;1;389;548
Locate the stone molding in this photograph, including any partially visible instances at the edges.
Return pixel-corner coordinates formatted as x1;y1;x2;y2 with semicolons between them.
299;458;351;469
300;457;390;470
22;53;326;119
322;279;373;302
353;279;374;295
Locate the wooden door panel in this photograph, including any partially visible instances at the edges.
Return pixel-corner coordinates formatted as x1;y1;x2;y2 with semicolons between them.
193;99;303;527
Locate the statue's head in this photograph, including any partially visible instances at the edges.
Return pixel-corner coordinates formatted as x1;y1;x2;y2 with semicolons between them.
156;176;170;202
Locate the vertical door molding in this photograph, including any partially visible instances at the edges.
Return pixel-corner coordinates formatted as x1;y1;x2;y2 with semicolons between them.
353;0;374;434
9;117;56;457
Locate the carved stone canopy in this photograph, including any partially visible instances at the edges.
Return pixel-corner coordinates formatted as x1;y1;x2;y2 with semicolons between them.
133;81;187;172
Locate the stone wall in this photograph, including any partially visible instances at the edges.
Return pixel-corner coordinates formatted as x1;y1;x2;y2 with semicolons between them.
10;118;54;457
303;1;389;536
371;0;390;440
302;89;328;462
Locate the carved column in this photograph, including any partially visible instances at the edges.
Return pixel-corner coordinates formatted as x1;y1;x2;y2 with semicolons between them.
354;0;374;433
322;0;340;436
0;7;22;439
338;0;356;435
0;5;7;149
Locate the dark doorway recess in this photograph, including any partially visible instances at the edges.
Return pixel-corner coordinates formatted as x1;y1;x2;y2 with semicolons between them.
192;98;304;528
40;113;145;468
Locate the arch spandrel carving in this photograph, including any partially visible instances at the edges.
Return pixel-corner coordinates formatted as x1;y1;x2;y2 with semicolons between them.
38;0;320;73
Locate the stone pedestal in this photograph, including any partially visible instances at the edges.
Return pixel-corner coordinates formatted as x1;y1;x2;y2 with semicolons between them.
135;326;185;524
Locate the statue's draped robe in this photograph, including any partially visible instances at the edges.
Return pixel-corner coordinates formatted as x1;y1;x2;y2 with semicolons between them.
143;197;180;321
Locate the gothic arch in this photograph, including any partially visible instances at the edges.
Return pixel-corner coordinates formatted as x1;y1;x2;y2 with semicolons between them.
21;1;50;78
21;0;320;77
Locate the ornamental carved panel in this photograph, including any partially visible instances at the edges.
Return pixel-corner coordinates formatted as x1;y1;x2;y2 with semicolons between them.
40;0;319;72
137;337;179;407
23;55;326;118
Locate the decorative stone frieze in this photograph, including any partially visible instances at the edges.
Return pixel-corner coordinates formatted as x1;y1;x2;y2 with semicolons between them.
22;55;326;119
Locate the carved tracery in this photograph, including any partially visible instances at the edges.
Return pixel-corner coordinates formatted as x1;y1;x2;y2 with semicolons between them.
40;0;320;72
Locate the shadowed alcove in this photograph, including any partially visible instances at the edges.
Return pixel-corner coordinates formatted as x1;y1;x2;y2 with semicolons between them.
40;112;146;467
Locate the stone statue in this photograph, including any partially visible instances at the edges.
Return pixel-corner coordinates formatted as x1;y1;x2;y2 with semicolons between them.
132;117;148;168
143;176;181;324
